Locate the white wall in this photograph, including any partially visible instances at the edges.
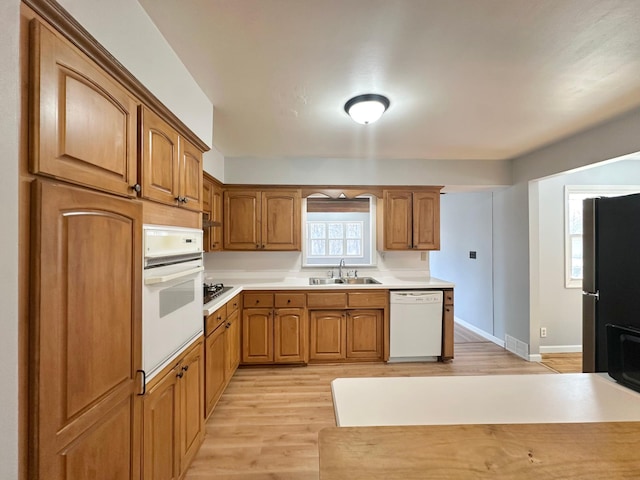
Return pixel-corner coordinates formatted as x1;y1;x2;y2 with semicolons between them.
225;157;512;188
534;159;640;352
1;1;20;478
493;183;530;345
430;192;494;335
203;145;225;181
58;0;214;147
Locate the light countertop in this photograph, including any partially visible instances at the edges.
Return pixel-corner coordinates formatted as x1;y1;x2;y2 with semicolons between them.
203;275;454;316
331;373;640;427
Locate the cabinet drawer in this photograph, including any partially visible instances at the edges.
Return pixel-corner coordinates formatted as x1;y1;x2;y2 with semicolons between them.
275;293;306;308
227;294;241;314
206;305;227;336
307;292;347;309
243;293;274;308
348;292;388;308
444;289;454;305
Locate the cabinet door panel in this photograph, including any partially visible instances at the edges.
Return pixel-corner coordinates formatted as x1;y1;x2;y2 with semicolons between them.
31;180;142;479
205;326;226;418
274;308;306;363
179;341;204;472
31;21;138;197
225;309;241;376
242;308;273;363
143;369;179;480
262;190;300;250
140;106;180;206
384;191;413;250
346;310;383;360
413;191;440;250
178;138;203;211
224;190;260;249
442;303;455;361
211;184;223;250
309;311;346;361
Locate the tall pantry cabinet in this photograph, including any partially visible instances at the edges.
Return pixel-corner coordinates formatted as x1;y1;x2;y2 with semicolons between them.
25;8;144;480
21;2;207;480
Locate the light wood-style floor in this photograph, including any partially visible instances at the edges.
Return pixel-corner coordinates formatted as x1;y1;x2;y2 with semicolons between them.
185;324;558;480
541;353;583;373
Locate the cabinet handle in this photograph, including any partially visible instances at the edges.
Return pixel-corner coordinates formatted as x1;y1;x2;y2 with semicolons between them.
226;322;231;328
217;315;222;320
130;183;141;193
136;369;146;396
176;371;184;379
175;196;182;202
255;244;260;249
287;299;291;304
182;197;189;204
261;244;266;249
182;365;189;372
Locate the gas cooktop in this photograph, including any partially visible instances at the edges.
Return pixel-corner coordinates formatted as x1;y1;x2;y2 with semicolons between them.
203;282;233;305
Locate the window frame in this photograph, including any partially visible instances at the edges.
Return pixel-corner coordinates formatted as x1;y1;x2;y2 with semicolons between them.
301;196;377;268
564;185;640;288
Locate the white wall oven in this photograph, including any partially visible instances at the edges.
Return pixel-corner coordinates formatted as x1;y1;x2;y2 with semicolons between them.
143;225;204;383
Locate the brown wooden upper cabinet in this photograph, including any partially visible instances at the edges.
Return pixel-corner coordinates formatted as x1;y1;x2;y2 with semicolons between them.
29;20;140;198
202;173;223;251
139;106;203;212
380;189;441;250
224;189;301;250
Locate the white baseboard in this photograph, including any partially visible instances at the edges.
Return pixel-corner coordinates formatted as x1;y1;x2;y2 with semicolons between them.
454;317;504;347
529;354;542;362
539;345;583;354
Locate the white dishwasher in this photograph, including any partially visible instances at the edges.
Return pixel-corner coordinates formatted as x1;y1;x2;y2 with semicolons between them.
389;290;443;362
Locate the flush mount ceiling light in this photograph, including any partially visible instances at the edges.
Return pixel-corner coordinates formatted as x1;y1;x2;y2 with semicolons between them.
344;94;390;125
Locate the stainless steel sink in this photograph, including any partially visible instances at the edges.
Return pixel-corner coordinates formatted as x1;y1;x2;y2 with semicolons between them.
308;277;381;285
308;277;345;285
343;277;381;284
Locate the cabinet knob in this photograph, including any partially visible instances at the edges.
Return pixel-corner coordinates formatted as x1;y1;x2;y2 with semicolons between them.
226;322;231;328
175;196;182;202
182;197;189;204
255;244;260;249
261;244;266;249
176;371;184;379
287;299;291;304
130;183;141;193
182;365;189;372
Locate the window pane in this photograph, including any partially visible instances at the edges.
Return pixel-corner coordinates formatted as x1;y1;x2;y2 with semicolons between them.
328;239;343;255
328;223;344;239
346;223;362;239
346;239;362;256
310;239;325;256
309;223;326;239
569;197;583;235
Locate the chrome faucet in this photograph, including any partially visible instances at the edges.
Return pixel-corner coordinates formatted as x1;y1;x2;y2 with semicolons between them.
338;258;346;279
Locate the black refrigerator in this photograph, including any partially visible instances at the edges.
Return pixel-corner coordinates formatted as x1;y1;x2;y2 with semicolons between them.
582;193;640;373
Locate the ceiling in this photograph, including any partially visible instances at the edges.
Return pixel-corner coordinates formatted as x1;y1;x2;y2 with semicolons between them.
138;0;640;162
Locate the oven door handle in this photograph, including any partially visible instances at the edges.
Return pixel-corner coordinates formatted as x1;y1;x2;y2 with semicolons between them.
144;265;204;285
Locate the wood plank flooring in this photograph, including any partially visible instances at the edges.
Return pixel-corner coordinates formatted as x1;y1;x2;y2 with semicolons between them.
540;353;583;373
185;336;554;480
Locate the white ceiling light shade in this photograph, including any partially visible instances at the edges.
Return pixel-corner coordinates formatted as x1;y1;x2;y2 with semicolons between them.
344;94;390;125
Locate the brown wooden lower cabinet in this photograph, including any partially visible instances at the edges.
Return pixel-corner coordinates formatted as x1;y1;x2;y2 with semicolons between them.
309;309;383;362
242;307;307;364
204;296;241;418
30;180;143;480
143;338;204;480
441;289;454;361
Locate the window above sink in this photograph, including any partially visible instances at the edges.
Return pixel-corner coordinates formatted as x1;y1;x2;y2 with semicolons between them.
302;195;376;267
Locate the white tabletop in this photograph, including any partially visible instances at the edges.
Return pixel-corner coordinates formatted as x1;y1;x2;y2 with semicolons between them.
331;373;640;427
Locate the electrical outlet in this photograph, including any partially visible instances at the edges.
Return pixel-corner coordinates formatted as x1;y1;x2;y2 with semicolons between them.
540;327;547;338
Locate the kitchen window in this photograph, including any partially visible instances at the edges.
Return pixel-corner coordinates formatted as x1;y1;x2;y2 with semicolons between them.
564;185;640;288
303;196;376;267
